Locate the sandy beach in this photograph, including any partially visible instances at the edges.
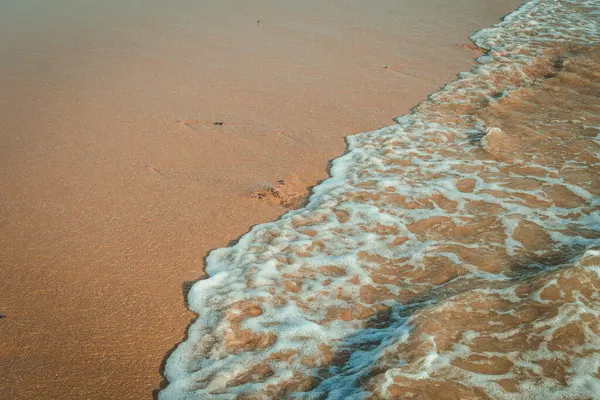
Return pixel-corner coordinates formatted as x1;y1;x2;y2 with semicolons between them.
0;1;524;398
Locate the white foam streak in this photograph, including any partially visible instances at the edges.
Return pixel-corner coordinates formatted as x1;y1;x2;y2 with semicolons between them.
161;0;600;398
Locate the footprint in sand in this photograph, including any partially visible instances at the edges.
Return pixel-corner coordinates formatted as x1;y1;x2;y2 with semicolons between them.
250;175;312;209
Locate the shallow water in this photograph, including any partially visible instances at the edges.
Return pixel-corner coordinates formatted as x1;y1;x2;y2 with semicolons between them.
161;0;600;398
0;1;525;397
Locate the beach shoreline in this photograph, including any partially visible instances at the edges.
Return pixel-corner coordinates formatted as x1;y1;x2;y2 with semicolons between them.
0;1;523;398
160;0;600;396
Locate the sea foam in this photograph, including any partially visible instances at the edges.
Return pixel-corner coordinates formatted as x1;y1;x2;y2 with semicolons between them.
160;1;600;398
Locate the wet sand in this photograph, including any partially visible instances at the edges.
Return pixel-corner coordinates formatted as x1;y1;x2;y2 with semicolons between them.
0;1;522;398
158;0;600;394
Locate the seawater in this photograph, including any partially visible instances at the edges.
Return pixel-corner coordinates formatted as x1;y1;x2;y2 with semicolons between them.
160;0;600;398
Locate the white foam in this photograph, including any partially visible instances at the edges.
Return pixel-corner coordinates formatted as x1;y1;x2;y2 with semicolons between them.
160;0;600;398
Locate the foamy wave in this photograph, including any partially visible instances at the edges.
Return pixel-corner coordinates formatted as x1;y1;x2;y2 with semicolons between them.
160;1;600;398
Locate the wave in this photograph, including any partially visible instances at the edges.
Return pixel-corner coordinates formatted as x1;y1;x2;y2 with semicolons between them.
160;1;600;398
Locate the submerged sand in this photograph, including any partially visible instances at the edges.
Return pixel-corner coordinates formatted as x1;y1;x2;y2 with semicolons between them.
158;0;600;395
0;1;523;398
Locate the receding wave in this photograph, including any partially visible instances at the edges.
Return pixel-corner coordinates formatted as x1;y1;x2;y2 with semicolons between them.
160;0;600;398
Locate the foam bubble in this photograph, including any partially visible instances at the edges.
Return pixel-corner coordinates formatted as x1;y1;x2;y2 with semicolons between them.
160;1;600;398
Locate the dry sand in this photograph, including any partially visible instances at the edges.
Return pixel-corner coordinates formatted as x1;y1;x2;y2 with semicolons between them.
0;0;522;398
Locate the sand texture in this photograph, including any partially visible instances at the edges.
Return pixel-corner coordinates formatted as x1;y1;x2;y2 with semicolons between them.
158;0;600;395
1;1;522;398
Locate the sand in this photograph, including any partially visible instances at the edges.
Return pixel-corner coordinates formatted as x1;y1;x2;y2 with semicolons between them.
0;0;523;398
